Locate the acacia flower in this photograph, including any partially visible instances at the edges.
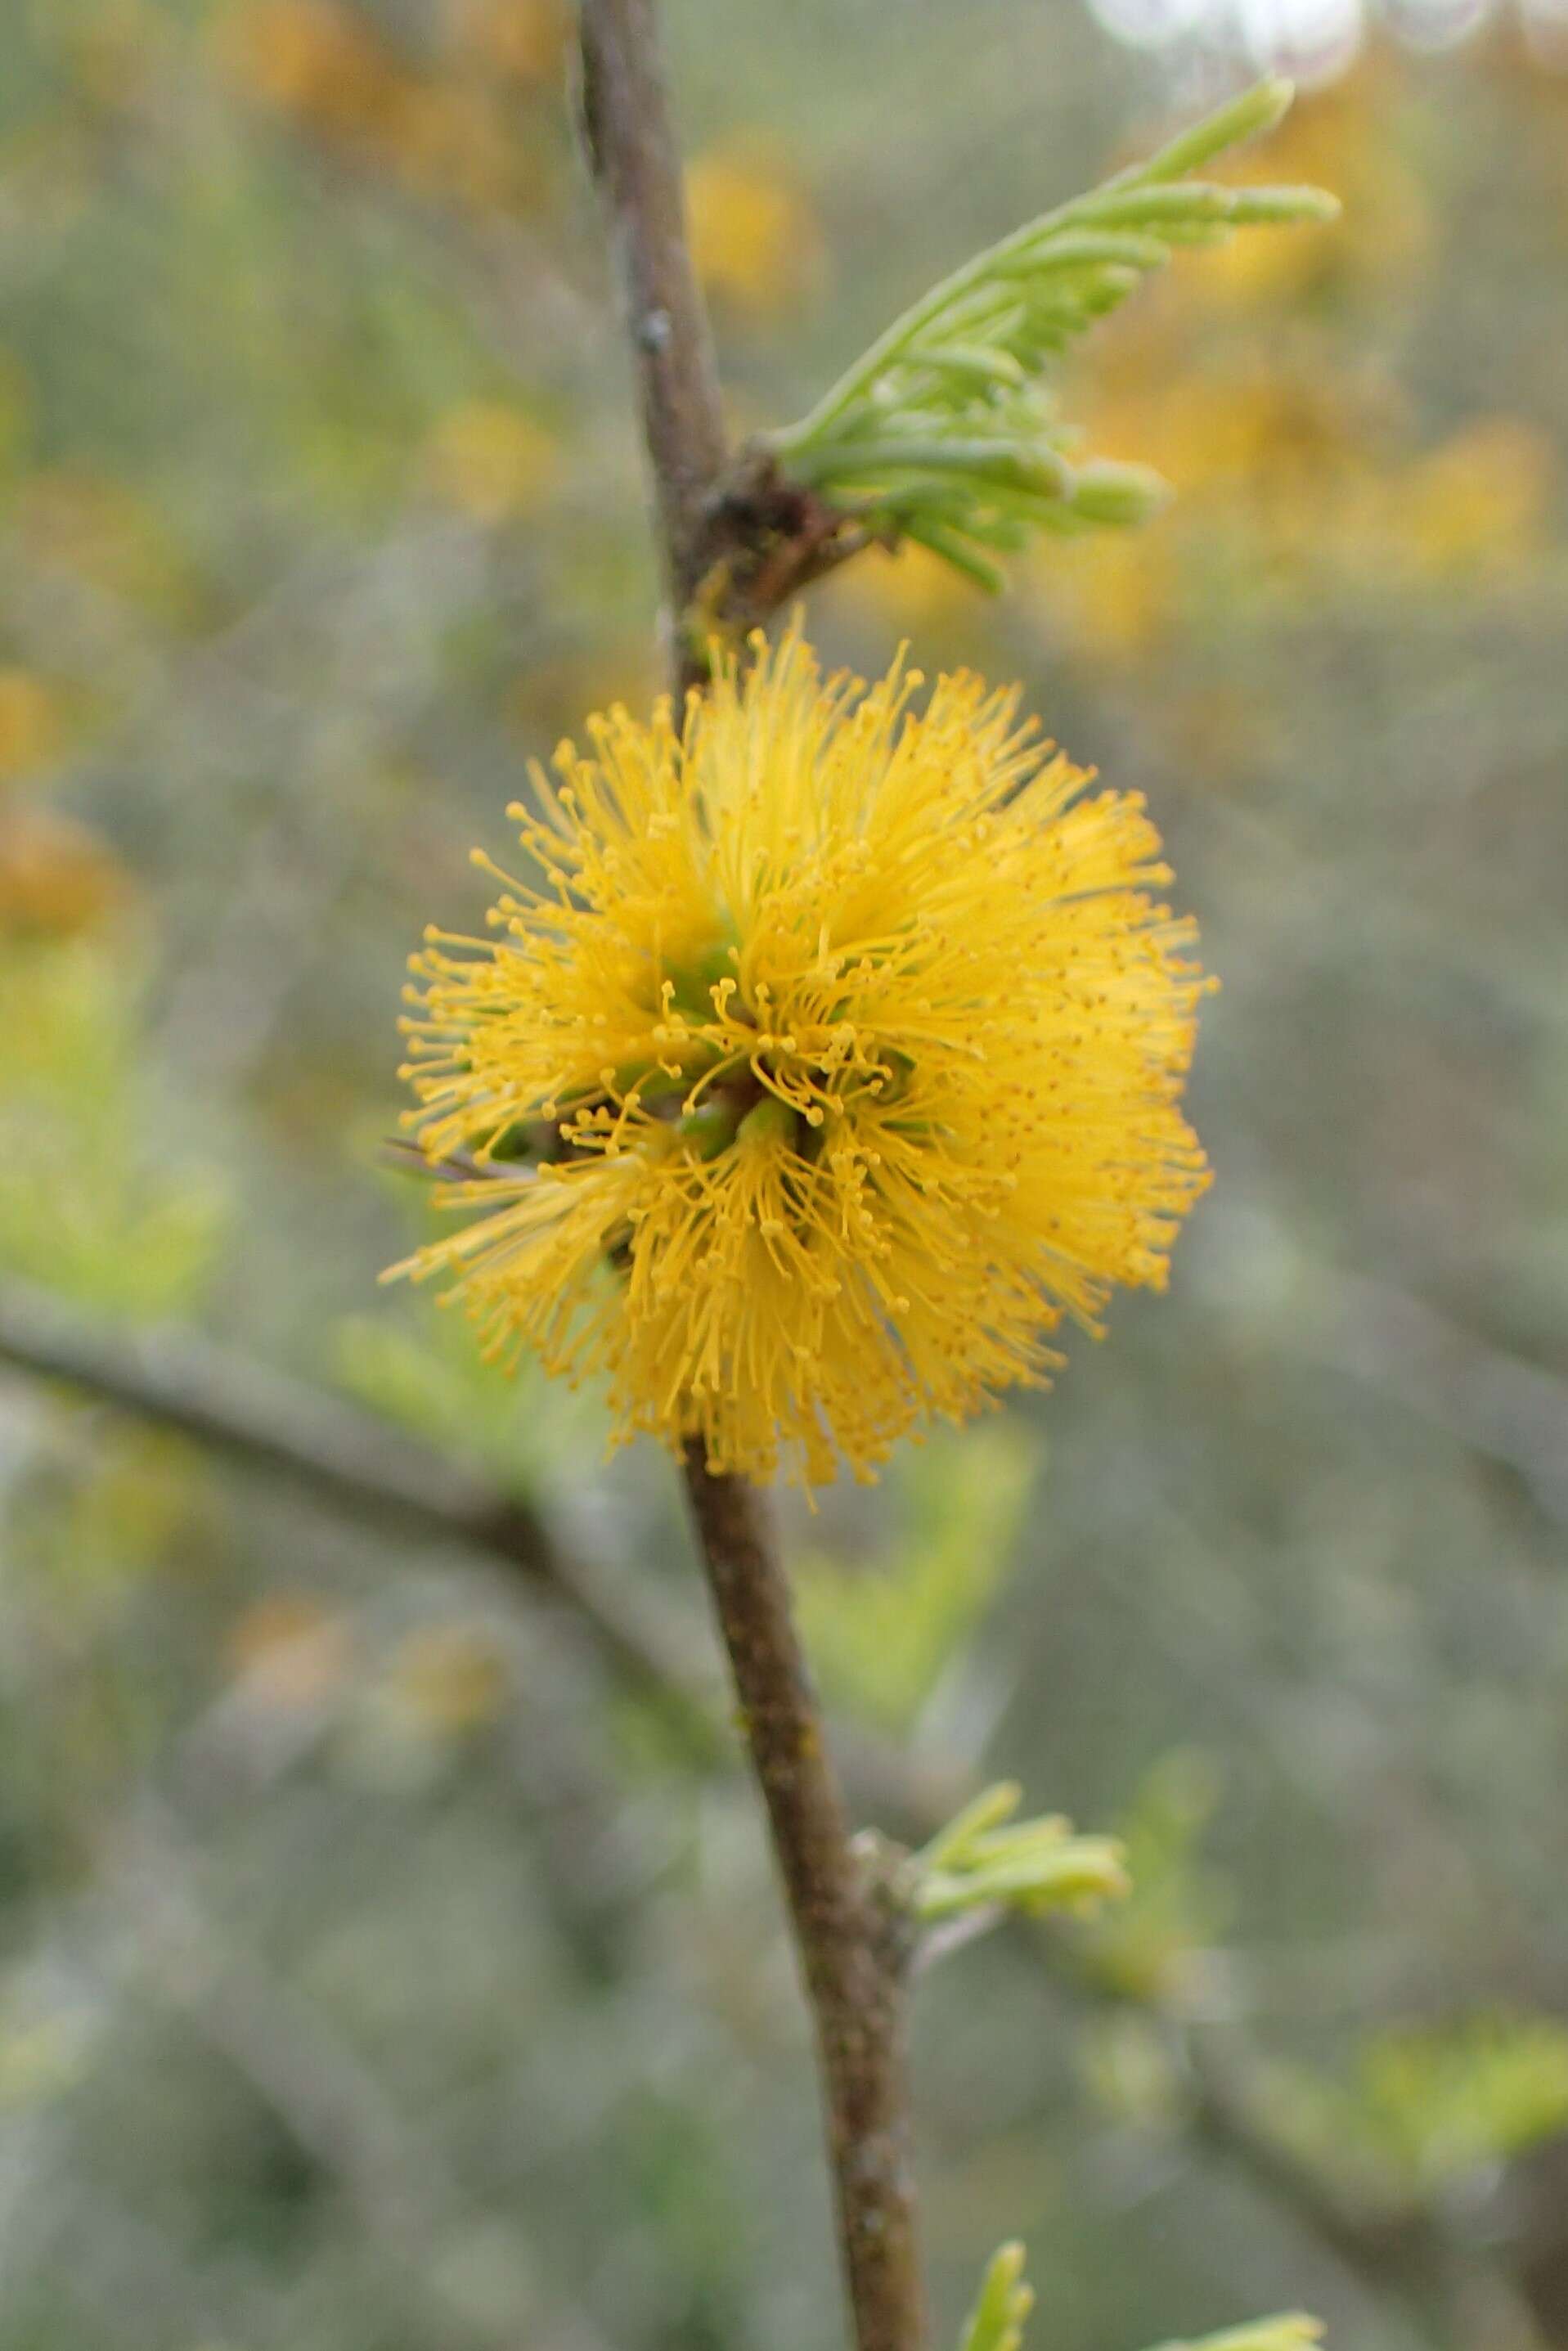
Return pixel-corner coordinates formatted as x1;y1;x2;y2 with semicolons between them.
388;629;1211;1485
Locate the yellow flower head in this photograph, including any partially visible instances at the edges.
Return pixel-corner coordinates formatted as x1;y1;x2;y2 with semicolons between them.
389;631;1211;1485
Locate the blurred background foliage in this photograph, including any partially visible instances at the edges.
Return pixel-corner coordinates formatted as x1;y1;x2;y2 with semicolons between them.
0;2;1566;2348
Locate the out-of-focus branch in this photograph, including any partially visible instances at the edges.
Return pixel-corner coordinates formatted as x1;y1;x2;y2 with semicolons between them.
0;1275;717;1751
1176;2025;1449;2311
7;1275;1565;2344
1177;2026;1552;2351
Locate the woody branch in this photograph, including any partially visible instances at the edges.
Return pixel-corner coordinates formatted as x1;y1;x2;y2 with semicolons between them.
575;6;929;2346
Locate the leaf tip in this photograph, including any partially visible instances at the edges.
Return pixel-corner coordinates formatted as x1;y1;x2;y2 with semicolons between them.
1255;74;1296;133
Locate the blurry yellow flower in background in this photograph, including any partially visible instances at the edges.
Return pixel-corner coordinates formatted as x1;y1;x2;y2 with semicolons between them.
392;82;546;215
424;400;557;525
387;1624;509;1736
220;0;410;150
1249;405;1557;593
0;806;124;940
822;538;974;644
1202;54;1431;308
1393;416;1556;582
0;671;125;945
389;630;1210;1486
1053;531;1181;660
61;0;169;118
1054;304;1552;659
1036;50;1508;667
0;671;63;783
220;0;549;215
16;470;194;618
1084;366;1375;510
0;352;30;484
685;142;824;321
444;0;569;87
1046;363;1377;655
226;1593;353;1710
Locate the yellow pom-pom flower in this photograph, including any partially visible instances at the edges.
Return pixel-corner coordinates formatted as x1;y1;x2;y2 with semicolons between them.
388;630;1211;1485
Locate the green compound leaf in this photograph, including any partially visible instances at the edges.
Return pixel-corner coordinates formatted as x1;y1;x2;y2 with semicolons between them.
769;79;1337;587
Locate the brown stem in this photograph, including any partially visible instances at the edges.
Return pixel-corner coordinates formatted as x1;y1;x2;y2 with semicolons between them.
576;4;873;680
681;1447;928;2351
576;0;728;638
576;11;929;2341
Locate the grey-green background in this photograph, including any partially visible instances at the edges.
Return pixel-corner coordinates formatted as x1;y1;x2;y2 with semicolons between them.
2;2;1566;2346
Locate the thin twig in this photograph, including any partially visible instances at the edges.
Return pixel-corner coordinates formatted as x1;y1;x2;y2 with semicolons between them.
577;7;932;2344
574;2;871;663
1177;2024;1553;2351
0;1275;716;1751
681;1450;928;2351
575;0;728;635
